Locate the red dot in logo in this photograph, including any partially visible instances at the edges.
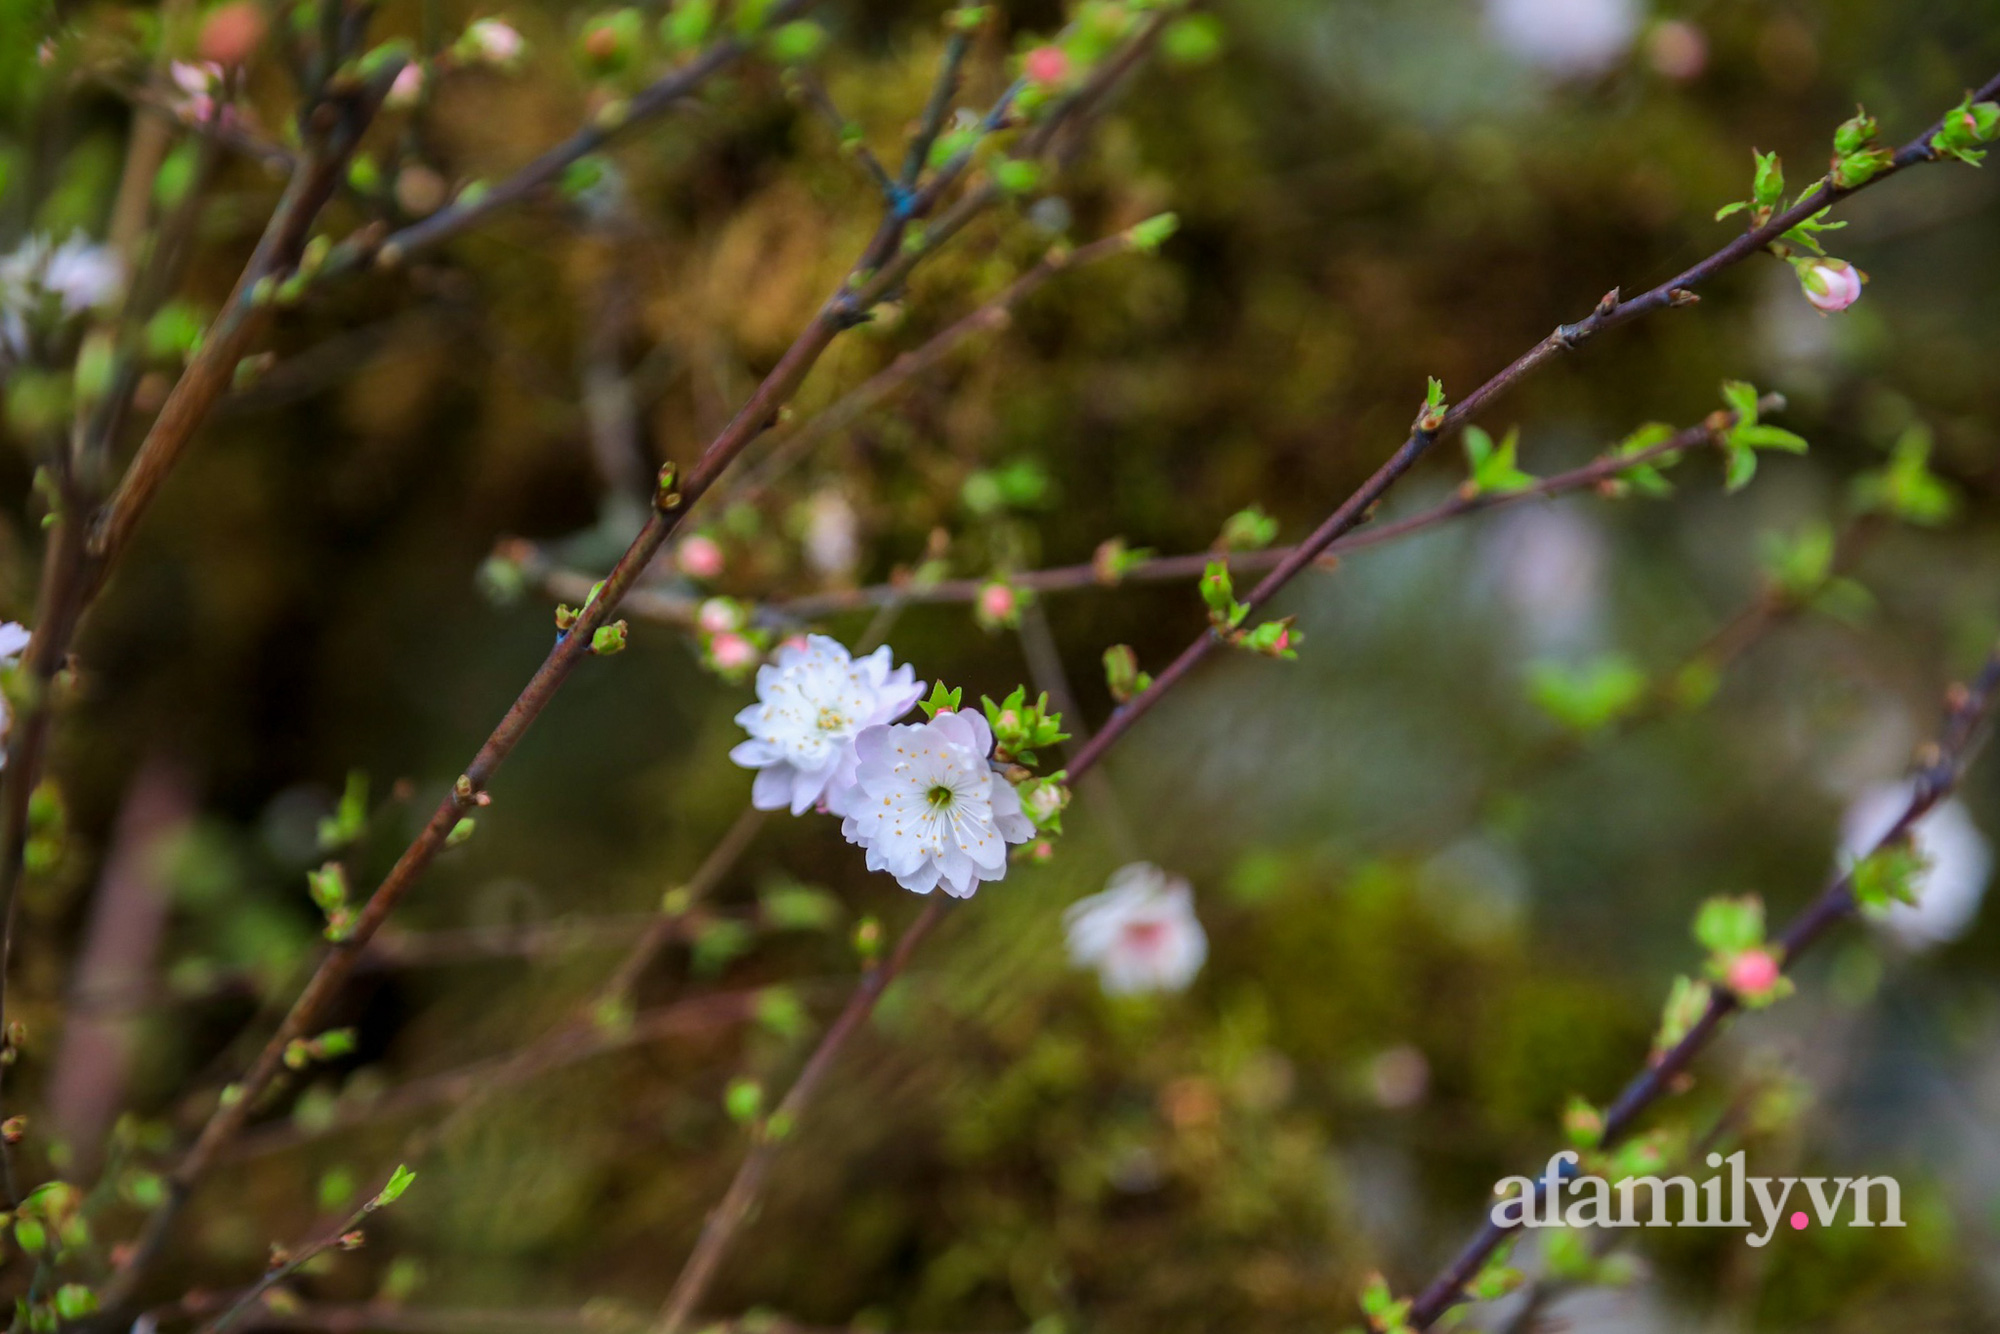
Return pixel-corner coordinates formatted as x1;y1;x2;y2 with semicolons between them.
1789;1211;1809;1230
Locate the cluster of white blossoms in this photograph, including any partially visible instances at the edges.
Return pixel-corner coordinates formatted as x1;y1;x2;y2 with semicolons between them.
1064;862;1208;995
1;233;123;359
730;637;1044;897
728;638;1209;990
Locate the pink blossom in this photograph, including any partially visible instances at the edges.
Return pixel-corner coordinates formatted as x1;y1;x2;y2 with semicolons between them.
1024;46;1068;87
1799;259;1862;314
676;535;724;580
1726;949;1780;997
1064;864;1208;996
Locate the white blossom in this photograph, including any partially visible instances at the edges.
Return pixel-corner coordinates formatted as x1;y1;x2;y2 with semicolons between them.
1;233;123;356
730;635;922;816
1486;0;1639;77
1064;862;1208;995
0;622;30;767
1840;780;1994;948
840;710;1034;897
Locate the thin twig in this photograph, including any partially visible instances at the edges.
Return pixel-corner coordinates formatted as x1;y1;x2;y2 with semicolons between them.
196;1166;412;1334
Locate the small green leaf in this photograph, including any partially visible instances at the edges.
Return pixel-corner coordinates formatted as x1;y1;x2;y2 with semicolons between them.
725;1077;763;1124
918;683;962;719
372;1164;417;1208
1125;211;1178;254
1693;895;1765;956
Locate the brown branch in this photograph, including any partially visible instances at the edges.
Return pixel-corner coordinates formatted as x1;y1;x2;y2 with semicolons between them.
1404;642;2000;1329
0;53;403;1222
653;904;944;1334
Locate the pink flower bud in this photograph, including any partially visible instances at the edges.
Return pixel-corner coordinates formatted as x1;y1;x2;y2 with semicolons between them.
977;582;1015;621
386;62;425;109
709;632;757;672
1272;628;1291;655
676;535;724;580
1726;949;1780;997
1799;259;1862;314
1024;45;1068;87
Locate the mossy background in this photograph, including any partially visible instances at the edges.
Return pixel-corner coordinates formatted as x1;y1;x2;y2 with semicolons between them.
6;0;2000;1329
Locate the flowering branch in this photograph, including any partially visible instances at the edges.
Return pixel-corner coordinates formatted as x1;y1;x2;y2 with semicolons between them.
99;15;1170;1306
1401;643;2000;1330
637;74;2000;1330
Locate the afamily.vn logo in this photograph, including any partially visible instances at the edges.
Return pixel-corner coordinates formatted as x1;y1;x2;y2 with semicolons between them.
1492;1151;1905;1247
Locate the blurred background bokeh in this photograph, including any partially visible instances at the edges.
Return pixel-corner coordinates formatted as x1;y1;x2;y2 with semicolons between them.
7;0;2000;1329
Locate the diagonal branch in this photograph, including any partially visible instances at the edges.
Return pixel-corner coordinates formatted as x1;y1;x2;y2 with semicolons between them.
1404;641;2000;1329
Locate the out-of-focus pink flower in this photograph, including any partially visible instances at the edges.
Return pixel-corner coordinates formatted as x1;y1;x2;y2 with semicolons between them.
1064;864;1208;996
1024;45;1068;86
676;535;724;580
1799;259;1863;314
